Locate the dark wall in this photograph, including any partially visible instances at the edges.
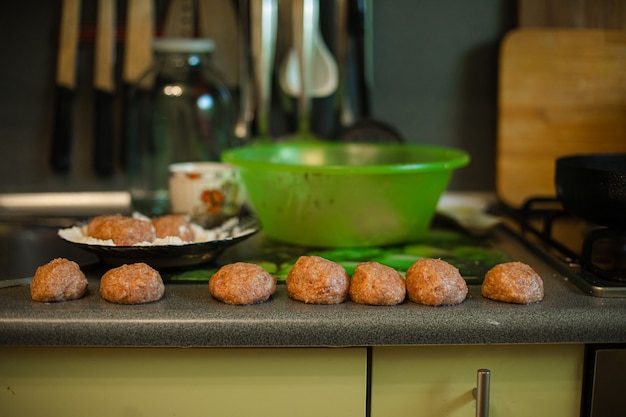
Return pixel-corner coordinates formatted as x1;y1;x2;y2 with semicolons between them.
372;1;516;190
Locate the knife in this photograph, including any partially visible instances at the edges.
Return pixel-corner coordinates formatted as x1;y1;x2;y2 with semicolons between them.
50;0;81;173
249;0;278;138
0;277;32;290
120;0;154;169
197;0;240;87
164;0;196;37
93;0;117;177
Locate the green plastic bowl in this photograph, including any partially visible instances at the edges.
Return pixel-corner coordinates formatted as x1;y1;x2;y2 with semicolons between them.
222;142;469;247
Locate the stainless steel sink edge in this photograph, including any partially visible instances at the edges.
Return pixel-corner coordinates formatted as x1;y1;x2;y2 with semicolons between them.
0;191;132;217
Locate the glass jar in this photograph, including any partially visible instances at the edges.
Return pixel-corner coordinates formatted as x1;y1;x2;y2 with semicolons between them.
127;38;235;215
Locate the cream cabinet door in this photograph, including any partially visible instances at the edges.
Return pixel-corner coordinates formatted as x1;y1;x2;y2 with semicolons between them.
371;344;583;417
0;347;366;417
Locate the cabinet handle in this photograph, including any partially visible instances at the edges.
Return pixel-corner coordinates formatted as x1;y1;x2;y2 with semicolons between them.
472;368;490;417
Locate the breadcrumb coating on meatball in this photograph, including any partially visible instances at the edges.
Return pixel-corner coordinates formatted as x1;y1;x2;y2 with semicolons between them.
405;258;468;306
152;214;195;242
481;261;544;304
286;256;350;304
349;262;406;305
99;263;164;304
87;215;155;246
30;258;88;302
209;262;276;305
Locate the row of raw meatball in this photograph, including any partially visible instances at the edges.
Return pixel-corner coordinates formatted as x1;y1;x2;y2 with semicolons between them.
30;259;165;304
29;255;544;306
213;256;544;306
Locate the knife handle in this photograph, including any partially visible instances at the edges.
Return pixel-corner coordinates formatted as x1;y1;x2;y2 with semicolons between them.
50;86;75;173
94;89;116;176
119;83;132;171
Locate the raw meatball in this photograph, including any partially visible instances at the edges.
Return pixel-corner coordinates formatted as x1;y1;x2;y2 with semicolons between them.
99;263;164;304
286;256;350;304
152;214;195;242
406;258;468;306
87;215;155;246
481;262;544;304
30;258;88;302
209;262;276;305
349;262;406;305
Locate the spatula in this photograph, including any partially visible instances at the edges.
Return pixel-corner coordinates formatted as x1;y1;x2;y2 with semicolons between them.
279;0;338;99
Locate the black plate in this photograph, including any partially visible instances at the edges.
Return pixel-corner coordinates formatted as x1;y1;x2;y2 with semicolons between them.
59;218;259;269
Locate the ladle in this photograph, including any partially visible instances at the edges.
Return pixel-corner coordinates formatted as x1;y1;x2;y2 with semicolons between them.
250;0;278;140
289;0;314;139
338;0;403;143
279;0;338;99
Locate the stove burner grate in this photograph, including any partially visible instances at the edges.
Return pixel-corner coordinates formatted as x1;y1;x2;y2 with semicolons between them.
499;197;626;296
582;228;626;283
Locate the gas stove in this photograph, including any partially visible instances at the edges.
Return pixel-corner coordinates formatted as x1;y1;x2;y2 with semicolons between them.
498;197;626;298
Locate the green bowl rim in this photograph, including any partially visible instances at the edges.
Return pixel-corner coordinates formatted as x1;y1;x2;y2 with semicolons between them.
222;142;470;174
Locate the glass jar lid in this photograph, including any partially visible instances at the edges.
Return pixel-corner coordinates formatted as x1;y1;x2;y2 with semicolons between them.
152;38;216;54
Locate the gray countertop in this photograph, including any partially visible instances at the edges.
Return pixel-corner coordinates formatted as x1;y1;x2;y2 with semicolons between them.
1;228;625;347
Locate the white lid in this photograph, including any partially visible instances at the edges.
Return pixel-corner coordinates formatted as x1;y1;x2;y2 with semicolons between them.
153;38;215;53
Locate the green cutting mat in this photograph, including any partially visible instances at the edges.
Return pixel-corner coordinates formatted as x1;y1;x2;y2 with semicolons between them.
167;229;511;285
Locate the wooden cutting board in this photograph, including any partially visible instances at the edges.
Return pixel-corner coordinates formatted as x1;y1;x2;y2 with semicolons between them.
518;0;626;29
496;29;626;207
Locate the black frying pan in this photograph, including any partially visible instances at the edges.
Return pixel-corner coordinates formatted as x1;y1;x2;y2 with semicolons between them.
555;154;626;229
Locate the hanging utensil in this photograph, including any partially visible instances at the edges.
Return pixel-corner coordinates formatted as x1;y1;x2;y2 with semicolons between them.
120;0;154;169
123;0;154;85
279;0;338;99
339;0;403;143
232;0;253;142
93;0;117;177
250;0;277;139
198;0;245;141
334;0;353;126
292;0;314;138
309;1;338;97
163;0;195;37
198;0;240;87
50;0;81;173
